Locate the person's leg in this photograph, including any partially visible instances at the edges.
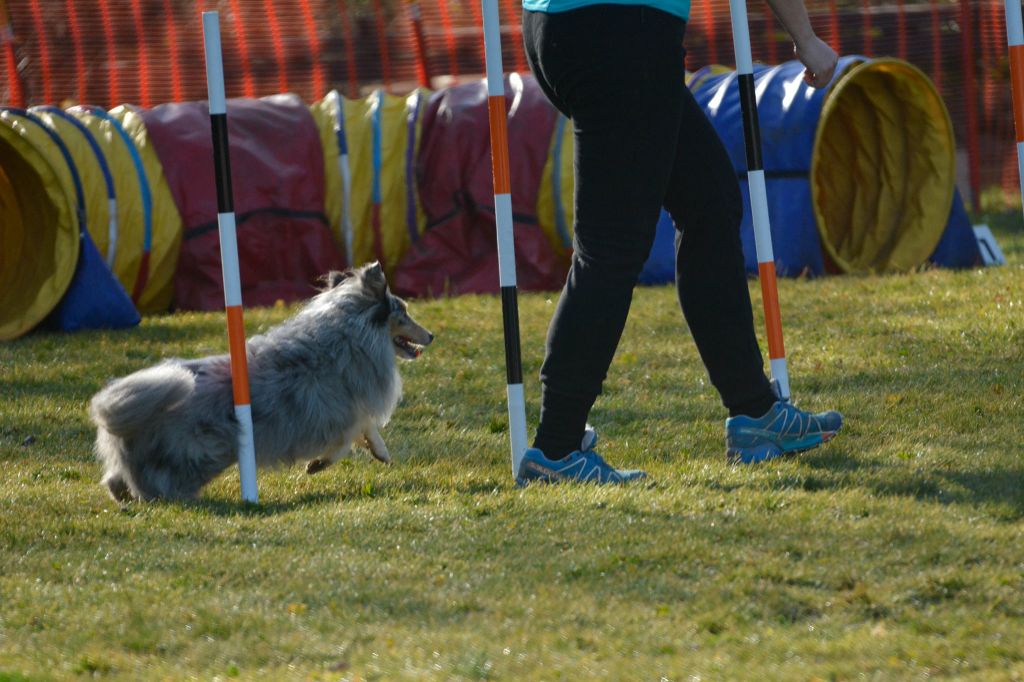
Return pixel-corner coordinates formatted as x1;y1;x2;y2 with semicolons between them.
663;86;844;463
521;10;568;119
662;88;776;418
523;6;688;460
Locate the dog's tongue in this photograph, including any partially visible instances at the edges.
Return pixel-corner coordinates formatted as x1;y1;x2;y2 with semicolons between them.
414;347;422;358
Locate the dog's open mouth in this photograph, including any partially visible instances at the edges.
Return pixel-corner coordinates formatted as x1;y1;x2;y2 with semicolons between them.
393;335;423;359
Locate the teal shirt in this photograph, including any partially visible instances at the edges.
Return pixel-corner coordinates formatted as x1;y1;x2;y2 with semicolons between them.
522;0;690;22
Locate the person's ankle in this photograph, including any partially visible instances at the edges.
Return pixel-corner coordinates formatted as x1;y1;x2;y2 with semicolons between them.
728;391;776;419
530;440;575;461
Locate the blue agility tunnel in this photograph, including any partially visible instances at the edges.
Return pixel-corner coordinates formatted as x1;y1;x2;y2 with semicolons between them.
679;56;980;278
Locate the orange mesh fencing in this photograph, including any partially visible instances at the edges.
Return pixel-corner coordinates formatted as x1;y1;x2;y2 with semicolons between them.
1;0;1018;199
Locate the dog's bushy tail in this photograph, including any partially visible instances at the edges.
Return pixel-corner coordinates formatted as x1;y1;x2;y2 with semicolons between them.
89;363;195;439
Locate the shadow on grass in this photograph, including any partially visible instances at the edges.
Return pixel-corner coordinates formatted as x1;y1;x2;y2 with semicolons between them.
938;467;1024;520
798;449;1024;520
176;473;512;517
801;447;874;474
181;491;348;516
346;472;510;498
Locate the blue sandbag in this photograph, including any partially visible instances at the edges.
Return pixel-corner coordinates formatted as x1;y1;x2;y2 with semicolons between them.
45;228;140;333
929;189;982;269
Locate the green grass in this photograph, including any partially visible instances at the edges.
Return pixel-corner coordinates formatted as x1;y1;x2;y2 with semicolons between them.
2;216;1023;680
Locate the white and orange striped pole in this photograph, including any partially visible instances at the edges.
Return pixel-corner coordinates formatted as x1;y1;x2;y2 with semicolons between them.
480;0;529;478
203;11;259;503
728;0;791;399
1006;0;1024;212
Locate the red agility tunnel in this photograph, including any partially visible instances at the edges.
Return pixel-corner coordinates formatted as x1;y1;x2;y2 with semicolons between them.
141;94;345;310
393;74;567;297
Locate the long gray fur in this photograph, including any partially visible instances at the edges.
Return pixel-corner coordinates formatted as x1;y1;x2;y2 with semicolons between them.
89;262;432;502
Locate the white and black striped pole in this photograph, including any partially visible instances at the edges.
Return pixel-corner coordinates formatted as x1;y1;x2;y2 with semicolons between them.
480;0;529;479
728;0;792;400
203;11;259;503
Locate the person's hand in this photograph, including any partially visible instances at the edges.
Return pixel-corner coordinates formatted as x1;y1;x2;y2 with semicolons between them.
794;35;838;88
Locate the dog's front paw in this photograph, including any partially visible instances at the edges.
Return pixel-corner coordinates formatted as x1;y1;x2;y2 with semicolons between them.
306;458;331;475
370;449;392;465
363;429;392;465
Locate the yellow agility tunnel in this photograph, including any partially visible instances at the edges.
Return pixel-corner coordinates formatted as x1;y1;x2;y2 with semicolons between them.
0;105;182;340
0;109;79;340
309;88;431;279
538;57;972;276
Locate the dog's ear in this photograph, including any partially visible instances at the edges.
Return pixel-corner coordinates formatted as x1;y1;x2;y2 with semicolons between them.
319;270;353;290
360;261;388;298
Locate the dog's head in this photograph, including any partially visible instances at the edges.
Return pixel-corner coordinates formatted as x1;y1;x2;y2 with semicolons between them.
321;262;433;360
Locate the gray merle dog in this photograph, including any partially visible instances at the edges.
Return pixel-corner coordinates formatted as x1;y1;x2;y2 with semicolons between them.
89;262;433;502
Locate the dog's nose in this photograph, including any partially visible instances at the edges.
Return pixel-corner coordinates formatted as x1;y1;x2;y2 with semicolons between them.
427;332;435;344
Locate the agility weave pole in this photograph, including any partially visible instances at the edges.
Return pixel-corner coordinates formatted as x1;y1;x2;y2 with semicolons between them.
480;0;529;479
1006;0;1024;213
727;0;792;400
202;11;259;503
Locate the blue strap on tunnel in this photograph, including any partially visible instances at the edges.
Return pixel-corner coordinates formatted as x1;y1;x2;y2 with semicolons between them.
73;105;153;255
34;106;117;206
33;105;120;268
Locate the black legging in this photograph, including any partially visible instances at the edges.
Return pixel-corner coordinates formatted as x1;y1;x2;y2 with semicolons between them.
523;5;776;459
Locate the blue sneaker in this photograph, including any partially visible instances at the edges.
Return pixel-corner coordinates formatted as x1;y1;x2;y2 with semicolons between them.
725;381;843;464
516;426;647;485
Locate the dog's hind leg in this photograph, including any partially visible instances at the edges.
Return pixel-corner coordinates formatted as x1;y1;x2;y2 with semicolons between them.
95;429;138;503
306;441;353;475
102;472;135;504
363;425;391;464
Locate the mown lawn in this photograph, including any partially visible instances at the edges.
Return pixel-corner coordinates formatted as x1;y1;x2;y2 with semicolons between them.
1;215;1022;680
